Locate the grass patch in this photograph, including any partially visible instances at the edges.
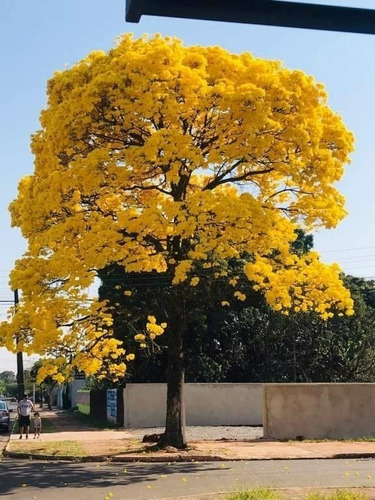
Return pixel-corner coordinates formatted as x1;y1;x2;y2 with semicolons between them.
38;416;56;433
227;489;282;500
67;409;119;430
9;439;87;457
80;438;143;457
226;490;371;500
306;492;370;500
13;416;57;434
10;436;144;458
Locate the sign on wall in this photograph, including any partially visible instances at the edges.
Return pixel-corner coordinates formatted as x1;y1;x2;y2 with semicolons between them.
106;389;117;424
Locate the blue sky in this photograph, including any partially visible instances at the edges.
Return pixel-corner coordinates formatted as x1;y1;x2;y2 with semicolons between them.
1;0;375;371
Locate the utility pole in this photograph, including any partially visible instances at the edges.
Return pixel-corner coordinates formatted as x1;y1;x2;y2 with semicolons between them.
14;289;24;400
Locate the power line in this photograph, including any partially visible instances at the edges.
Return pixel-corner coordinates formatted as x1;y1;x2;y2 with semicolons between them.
319;246;375;254
325;254;375;262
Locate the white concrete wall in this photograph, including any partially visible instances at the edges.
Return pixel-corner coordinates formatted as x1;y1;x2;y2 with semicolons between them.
263;383;375;440
124;383;262;428
56;387;63;408
70;379;87;408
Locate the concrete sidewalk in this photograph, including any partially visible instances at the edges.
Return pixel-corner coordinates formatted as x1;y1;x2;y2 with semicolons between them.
6;408;375;462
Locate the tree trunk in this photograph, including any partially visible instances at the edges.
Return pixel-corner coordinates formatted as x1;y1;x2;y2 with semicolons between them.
159;323;186;449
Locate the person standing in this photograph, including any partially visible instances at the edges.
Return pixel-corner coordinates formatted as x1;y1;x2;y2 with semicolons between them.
33;412;42;439
18;394;34;439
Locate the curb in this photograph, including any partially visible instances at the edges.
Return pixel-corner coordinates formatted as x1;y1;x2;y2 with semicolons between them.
4;449;375;463
112;454;226;463
111;452;375;462
2;419;18;458
3;449;108;462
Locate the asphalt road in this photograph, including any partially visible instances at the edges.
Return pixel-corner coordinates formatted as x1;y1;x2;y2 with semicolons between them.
1;458;375;499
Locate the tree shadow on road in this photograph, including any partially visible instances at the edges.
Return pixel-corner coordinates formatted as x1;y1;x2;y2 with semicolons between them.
0;459;224;495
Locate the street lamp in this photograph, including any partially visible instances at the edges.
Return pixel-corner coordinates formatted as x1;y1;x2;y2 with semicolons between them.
126;0;375;35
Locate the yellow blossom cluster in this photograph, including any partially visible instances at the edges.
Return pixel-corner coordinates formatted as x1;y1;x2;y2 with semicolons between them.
190;277;200;287
234;291;247;302
0;34;355;382
134;316;167;343
36;358;68;385
244;252;354;319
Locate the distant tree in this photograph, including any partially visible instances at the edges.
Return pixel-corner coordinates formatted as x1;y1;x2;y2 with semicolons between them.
0;383;18;398
0;371;17;397
0;371;16;384
0;379;6;396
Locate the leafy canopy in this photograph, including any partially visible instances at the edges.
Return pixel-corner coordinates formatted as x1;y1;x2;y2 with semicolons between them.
0;34;354;382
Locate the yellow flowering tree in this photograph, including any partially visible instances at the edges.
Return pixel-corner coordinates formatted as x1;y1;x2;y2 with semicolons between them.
1;35;355;447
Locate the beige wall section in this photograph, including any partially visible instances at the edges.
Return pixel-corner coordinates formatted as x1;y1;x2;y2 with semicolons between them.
125;383;167;428
263;383;375;440
124;383;262;428
185;383;262;426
